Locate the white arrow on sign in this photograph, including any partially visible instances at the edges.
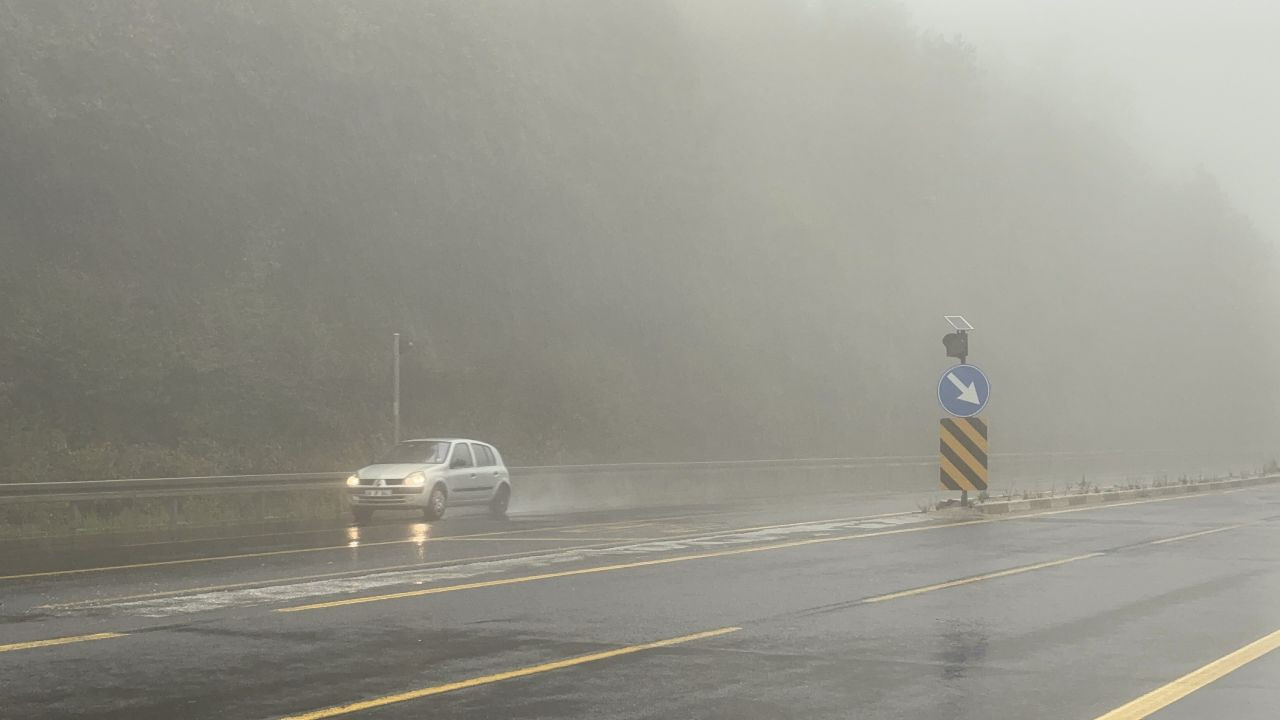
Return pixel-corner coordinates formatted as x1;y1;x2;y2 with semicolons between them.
946;372;981;405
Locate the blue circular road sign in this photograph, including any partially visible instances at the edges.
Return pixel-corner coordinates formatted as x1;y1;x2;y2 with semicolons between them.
938;364;990;417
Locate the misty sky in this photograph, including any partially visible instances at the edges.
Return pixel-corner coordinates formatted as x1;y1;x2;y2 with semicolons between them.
897;0;1280;241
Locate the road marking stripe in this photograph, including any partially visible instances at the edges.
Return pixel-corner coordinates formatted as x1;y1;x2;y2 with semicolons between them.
1145;523;1248;545
37;542;658;609
0;632;127;654
276;520;992;612
28;486;1262;615
849;521;1253;607
0;508;913;582
564;522;654;532
0;517;706;581
1095;627;1280;719
277;626;740;720
381;536;669;542
99;512;720;550
277;490;1258;613
6;482;1263;582
37;511;918;609
860;553;1104;604
22;497;1261;654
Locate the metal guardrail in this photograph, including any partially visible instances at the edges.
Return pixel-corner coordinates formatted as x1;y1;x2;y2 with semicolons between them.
0;459;919;499
0;472;350;499
511;450;1202;474
0;449;1214;500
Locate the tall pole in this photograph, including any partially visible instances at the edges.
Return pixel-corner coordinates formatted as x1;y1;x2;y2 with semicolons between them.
959;329;968;506
392;332;401;444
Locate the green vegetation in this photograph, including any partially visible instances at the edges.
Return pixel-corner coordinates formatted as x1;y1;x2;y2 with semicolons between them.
1;1;1275;480
0;490;345;538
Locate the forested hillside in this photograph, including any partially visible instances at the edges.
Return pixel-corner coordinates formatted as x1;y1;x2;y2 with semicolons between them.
1;0;1274;480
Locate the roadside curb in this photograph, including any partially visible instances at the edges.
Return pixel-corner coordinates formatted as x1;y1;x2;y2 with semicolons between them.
973;474;1280;515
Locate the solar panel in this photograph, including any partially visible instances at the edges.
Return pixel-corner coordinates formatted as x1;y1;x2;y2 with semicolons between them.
944;315;974;331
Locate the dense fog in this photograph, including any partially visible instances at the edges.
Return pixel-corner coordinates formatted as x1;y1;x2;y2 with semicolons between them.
1;1;1275;479
900;0;1280;242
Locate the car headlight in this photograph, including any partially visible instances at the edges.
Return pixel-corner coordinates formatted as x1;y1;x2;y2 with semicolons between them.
404;472;426;487
346;474;360;487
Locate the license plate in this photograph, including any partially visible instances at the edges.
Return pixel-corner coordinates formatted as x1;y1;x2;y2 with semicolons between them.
365;489;391;497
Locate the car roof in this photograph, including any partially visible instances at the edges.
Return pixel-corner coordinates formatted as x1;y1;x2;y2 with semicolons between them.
402;437;490;445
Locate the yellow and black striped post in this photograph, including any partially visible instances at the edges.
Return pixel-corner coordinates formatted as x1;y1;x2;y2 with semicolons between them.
940;416;988;492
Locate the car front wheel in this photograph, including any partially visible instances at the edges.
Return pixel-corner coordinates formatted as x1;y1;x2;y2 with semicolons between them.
488;484;510;519
424;486;447;521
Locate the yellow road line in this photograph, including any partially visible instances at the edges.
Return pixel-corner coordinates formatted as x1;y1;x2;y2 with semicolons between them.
278;626;741;720
564;522;654;532
856;518;1255;605
38;512;917;609
0;519;693;582
276;520;993;612
19;493;1261;661
37;543;649;609
24;486;1261;611
6;481;1259;582
0;544;419;581
0;632;127;654
0;509;910;582
855;518;1257;605
1095;627;1280;719
279;489;1259;613
1146;523;1248;545
860;553;1104;604
395;536;670;542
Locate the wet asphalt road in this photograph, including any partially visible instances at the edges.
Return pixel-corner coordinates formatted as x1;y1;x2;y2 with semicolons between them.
1;486;1278;719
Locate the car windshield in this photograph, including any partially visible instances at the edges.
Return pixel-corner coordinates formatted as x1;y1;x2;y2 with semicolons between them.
376;441;449;465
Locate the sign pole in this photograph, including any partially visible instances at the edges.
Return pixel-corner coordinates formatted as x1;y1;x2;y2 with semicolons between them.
939;316;988;507
392;332;401;444
960;328;971;505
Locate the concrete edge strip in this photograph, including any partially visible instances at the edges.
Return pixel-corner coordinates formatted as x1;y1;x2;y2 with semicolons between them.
974;474;1280;515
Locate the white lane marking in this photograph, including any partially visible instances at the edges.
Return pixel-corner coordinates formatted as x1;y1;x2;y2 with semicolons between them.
61;514;928;617
36;511;917;609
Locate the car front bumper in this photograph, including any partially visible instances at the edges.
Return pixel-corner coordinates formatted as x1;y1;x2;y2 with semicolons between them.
348;486;427;507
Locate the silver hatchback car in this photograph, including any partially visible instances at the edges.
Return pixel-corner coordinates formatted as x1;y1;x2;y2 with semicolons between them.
347;438;511;523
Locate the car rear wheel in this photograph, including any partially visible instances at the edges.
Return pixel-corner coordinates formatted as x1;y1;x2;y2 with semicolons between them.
352;507;374;524
488;484;510;519
424;486;447;521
